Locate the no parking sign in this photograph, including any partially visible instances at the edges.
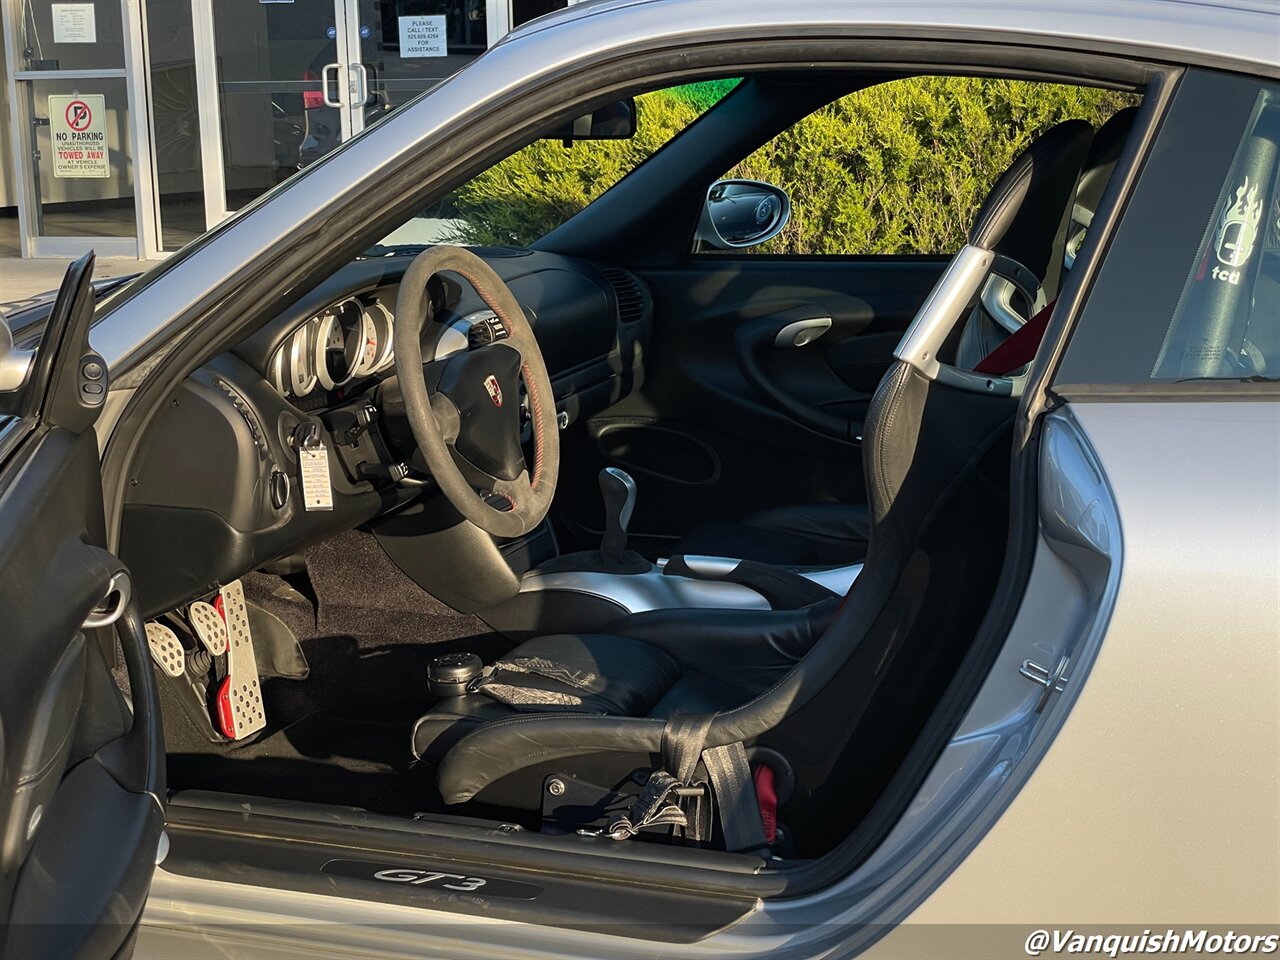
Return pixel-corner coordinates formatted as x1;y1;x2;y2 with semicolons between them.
48;94;109;178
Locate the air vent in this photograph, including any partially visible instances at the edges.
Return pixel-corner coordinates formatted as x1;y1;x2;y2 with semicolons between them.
601;268;646;324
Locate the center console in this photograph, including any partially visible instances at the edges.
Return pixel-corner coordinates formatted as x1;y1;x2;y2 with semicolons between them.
479;468;861;639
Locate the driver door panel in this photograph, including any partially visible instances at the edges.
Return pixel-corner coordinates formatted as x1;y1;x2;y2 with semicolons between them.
1;255;164;958
556;256;943;553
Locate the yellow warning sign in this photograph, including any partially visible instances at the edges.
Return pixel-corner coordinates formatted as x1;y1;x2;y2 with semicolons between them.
48;94;109;178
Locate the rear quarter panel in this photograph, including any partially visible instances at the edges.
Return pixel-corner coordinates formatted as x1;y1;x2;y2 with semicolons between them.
881;400;1280;932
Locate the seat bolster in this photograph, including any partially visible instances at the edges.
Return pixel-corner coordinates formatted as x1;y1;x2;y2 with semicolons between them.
437;715;667;804
601;599;838;693
412;695;516;762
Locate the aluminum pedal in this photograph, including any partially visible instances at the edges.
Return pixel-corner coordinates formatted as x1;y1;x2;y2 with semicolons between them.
214;580;266;740
145;622;185;678
188;600;228;656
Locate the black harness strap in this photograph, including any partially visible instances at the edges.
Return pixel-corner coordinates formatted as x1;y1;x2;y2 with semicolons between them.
606;714;766;850
702;741;768;853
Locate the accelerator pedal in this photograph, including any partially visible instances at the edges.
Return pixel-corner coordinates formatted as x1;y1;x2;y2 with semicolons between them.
145;622;186;678
213;580;266;740
188;600;228;656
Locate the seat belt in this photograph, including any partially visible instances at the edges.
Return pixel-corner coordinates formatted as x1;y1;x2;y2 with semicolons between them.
605;714;768;852
973;298;1057;376
703;741;768;852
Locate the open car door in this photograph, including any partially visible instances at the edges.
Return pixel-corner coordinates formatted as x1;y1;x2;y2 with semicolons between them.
0;254;164;958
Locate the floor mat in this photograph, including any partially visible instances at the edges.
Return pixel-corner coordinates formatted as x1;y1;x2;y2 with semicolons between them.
238;528;510;724
164;527;512;810
306;527;494;645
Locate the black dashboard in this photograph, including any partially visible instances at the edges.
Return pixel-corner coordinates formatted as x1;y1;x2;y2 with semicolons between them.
120;247;651;615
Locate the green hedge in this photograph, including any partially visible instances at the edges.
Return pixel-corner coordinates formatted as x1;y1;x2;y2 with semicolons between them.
446;77;1137;253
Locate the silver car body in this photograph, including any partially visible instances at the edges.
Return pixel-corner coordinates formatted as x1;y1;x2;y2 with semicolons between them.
36;0;1273;955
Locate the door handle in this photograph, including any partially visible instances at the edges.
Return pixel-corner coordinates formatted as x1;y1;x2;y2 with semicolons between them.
773;316;832;348
350;63;369;107
82;569;132;629
734;308;862;442
321;62;343;108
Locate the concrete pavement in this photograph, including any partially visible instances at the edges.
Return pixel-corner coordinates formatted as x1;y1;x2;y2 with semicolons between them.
0;257;160;317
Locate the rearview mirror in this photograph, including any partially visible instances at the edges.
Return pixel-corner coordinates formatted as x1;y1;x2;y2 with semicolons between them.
694;179;791;251
547;98;637;143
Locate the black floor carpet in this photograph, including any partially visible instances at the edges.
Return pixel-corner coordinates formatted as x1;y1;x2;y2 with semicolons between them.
164;528;512;813
168;715;438;815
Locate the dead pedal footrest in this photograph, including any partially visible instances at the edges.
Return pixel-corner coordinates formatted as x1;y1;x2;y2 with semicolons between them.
213;580;265;740
145;622;185;678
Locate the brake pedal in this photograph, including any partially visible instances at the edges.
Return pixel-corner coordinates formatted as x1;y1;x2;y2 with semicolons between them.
188;600;228;656
145;622;185;678
213;580;266;740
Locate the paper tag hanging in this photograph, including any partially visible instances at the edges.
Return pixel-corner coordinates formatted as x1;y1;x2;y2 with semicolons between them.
299;444;334;512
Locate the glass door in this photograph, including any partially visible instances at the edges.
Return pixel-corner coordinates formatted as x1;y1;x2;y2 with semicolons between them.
346;0;490;139
203;0;347;218
5;0;150;257
169;0;505;243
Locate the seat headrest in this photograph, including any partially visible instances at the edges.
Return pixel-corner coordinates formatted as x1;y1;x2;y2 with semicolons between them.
1075;105;1140;220
968;119;1095;285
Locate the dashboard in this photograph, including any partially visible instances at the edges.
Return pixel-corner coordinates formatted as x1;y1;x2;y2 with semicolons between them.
270;295;397;400
119;247;651;615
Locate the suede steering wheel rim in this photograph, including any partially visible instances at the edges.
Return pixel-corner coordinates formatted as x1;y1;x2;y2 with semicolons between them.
393;245;559;538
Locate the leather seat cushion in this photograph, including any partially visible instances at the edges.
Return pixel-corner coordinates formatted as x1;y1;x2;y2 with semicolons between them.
647;671;747;719
675;502;870;567
412;633;752;762
484;633;681;714
414;633;679;761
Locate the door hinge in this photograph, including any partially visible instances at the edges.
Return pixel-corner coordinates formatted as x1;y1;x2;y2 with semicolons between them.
1020;655;1070;712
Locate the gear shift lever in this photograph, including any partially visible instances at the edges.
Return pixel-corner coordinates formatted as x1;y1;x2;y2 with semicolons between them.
599;467;636;566
531;466;648;575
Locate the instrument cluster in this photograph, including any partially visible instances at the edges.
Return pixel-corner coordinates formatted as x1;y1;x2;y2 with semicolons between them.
269;296;395;400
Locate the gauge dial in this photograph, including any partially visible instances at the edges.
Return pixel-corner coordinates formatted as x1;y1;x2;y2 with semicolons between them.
315;298;364;391
269;348;288;397
364;300;396;375
288;323;317;397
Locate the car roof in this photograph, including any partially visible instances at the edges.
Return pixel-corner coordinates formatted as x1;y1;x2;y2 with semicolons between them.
505;0;1280;76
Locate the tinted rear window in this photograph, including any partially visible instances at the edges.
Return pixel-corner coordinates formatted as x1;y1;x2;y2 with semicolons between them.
1056;71;1279;388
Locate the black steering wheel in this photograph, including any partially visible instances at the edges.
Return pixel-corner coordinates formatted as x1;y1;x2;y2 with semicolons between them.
393;246;559;538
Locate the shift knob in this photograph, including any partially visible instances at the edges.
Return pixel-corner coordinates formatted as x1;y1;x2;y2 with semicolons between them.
599;467;636;565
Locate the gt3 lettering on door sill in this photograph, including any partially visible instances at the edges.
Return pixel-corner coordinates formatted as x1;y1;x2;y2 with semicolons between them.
321;859;542;900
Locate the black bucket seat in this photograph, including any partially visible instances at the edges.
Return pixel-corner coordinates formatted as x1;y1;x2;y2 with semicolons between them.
412;120;1094;846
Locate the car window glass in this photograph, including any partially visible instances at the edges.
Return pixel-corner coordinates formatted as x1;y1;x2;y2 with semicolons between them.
379;79;740;249
1151;89;1280;381
1055;72;1278;389
700;77;1138;256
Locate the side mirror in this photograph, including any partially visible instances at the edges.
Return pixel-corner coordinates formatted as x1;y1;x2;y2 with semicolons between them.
695;179;791;251
547;98;637;143
0;317;35;394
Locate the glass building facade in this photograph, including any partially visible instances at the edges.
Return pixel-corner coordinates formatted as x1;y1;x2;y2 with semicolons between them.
0;0;572;257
